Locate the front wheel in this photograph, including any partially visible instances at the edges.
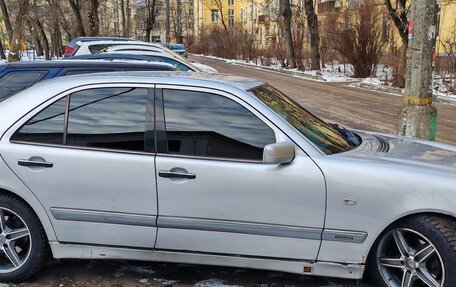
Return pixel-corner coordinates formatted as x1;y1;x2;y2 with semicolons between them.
368;215;456;287
0;195;48;282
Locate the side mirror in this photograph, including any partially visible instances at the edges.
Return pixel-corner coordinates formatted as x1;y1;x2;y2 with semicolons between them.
263;142;295;165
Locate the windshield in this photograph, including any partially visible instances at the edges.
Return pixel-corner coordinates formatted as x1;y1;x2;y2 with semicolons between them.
250;85;352;155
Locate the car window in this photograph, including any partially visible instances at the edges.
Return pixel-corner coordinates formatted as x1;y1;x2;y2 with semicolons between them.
163;90;276;161
67;87;148;152
152;57;191;71
11;97;67;144
0;71;48;102
88;44;111;54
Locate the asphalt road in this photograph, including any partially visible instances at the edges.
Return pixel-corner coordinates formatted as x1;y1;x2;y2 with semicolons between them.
191;55;456;145
10;56;455;287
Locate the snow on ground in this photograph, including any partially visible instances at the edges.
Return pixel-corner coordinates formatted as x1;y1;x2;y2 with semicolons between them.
195;279;243;287
202;54;456;101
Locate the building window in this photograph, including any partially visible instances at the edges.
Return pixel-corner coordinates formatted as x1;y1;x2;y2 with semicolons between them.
228;0;234;6
189;8;194;16
211;9;219;22
228;9;235;27
137;22;146;30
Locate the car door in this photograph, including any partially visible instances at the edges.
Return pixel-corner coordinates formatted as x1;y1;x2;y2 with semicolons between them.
1;85;157;248
154;86;326;260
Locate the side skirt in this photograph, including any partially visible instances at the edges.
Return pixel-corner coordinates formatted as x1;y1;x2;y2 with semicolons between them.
49;242;365;280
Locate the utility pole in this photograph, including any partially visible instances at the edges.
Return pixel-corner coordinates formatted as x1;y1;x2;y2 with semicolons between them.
398;0;438;140
165;0;170;45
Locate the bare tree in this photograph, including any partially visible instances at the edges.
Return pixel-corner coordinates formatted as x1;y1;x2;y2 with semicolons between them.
303;0;320;70
204;0;232;48
282;0;297;68
144;0;160;42
120;0;127;36
69;0;86;36
326;3;387;78
384;0;409;86
31;0;50;59
0;0;12;42
88;0;100;36
8;0;29;62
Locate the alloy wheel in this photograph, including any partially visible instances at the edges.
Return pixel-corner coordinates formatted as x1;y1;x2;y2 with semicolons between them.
0;207;32;273
377;228;445;287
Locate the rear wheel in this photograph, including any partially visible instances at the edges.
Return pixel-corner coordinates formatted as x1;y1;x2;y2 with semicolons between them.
0;195;48;282
368;215;456;287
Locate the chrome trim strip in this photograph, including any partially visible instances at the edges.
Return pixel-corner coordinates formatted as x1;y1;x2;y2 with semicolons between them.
322;229;368;244
51;208;157;227
157;217;322;240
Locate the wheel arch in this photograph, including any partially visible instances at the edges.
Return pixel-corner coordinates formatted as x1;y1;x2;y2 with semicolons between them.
0;187;57;243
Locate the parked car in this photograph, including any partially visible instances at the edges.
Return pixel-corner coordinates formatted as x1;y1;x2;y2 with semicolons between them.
63;37;136;57
0;72;454;286
68;52;218;73
69;40;164;57
0;60;175;101
168;43;188;58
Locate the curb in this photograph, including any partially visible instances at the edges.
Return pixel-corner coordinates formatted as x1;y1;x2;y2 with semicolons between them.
232;62;328;81
350;82;456;106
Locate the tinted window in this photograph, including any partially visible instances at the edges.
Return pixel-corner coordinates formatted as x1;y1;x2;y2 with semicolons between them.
67;88;148;152
11;97;67;144
0;71;48;101
163;90;276;160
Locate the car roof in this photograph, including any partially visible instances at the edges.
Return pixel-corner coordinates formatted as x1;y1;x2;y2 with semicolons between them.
35;71;264;92
68;37;135;47
79;40;162;47
0;60;176;70
106;45;165;52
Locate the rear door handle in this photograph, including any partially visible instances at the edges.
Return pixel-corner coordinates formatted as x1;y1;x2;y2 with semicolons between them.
18;160;53;168
159;170;196;179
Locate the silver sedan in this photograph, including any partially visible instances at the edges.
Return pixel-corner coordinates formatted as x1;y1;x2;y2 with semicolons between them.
0;72;454;286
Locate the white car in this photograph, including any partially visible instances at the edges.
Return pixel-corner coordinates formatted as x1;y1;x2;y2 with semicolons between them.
70;40;164;57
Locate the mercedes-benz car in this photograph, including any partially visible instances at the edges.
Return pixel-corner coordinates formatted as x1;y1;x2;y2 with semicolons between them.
0;72;454;286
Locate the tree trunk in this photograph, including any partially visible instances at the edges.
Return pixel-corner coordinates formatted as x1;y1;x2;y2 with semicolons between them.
8;0;29;62
282;0;296;68
384;0;409;87
69;0;85;36
27;18;44;57
88;0;100;36
120;0;127;37
126;0;131;37
0;0;12;42
0;39;6;59
304;0;320;71
32;0;50;59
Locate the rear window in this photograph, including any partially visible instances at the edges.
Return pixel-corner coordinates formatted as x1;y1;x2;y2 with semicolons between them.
0;71;48;102
89;44;112;54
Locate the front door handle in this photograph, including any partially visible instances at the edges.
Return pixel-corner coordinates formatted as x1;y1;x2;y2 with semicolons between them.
18;159;53;168
159;170;196;179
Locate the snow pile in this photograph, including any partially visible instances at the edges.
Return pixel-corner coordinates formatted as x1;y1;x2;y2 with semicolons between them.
195;279;243;287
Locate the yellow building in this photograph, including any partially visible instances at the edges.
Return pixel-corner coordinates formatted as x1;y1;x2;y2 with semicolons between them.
193;0;242;40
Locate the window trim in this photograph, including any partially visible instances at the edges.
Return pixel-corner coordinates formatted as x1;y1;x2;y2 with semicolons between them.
8;83;156;155
155;85;280;163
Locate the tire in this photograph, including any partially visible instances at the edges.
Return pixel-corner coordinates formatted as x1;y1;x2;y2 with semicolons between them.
368;215;456;287
0;194;48;282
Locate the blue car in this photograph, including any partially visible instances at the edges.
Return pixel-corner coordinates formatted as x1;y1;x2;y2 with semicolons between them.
169;43;188;58
0;60;175;102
